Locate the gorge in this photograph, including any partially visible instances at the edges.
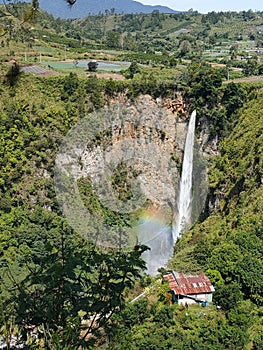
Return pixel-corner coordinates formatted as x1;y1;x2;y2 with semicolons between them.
143;109;198;274
55;95;204;274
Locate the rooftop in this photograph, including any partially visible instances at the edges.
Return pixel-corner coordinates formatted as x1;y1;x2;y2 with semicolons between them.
163;271;215;295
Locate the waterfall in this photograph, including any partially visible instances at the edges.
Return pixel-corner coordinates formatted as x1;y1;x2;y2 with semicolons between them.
139;110;197;275
173;110;196;241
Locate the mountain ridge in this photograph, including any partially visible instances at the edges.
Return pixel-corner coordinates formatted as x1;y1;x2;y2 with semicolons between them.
38;0;177;18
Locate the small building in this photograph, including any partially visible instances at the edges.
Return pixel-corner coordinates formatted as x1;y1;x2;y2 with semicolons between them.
88;60;98;72
163;271;215;305
175;28;191;35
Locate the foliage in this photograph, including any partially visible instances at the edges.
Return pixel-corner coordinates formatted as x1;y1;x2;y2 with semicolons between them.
0;8;263;347
106;296;256;350
0;212;147;348
0;70;151;348
4;61;21;86
178;84;263;313
124;61;140;79
3;4;263;80
221;82;246;117
87;60;98;72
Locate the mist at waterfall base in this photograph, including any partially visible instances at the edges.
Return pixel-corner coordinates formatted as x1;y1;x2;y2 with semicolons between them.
138;215;174;276
140;110;197;275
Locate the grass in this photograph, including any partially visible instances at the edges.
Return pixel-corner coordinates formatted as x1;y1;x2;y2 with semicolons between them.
41;60;131;74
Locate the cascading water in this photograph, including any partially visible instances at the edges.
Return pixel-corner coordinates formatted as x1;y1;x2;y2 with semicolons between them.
173;110;196;241
140;110;197;275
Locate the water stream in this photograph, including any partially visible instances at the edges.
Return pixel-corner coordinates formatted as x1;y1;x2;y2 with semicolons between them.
140;110;196;275
173;110;196;241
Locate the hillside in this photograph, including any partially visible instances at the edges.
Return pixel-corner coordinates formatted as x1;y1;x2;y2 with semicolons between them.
0;0;176;18
106;86;263;349
1;5;263;76
0;4;263;349
1;56;263;347
38;0;177;18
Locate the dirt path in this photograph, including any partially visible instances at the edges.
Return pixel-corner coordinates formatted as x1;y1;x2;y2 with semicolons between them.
93;72;126;80
223;75;263;84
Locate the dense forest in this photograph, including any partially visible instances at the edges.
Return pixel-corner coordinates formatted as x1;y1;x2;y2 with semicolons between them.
0;1;263;349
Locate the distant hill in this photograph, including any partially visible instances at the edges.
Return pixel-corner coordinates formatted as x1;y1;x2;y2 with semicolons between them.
38;0;177;18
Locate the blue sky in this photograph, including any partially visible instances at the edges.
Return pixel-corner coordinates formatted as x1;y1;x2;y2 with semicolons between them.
139;0;263;13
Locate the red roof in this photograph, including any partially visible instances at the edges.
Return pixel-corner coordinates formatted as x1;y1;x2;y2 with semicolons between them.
163;272;214;295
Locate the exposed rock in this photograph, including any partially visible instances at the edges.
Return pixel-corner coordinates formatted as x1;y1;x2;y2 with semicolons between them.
78;95;183;212
55;94;217;247
165;93;190;119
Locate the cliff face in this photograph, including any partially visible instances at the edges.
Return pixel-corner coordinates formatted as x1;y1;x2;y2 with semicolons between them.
55;93;214;248
76;95;188;213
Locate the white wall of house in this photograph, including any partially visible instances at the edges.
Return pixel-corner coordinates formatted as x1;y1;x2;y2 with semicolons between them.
177;293;213;305
178;297;196;305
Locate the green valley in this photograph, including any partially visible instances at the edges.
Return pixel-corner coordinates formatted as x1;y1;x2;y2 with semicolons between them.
0;1;263;349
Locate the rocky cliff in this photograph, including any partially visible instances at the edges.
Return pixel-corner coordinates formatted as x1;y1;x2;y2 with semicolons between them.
55;94;213;248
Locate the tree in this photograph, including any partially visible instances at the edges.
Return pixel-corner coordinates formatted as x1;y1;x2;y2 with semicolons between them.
61;72;79;100
105;31;121;48
88;60;98;72
222;82;246;117
126;61;140;79
243;57;258;76
5;227;148;348
229;44;238;60
213;282;244;311
179;39;191;57
206;269;224;288
4;61;20;87
235;255;263;301
208;241;242;280
189;65;223;110
0;0;77;36
252;332;263;350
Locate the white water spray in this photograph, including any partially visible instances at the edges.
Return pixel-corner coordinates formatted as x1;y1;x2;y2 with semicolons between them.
173;110;196;241
139;110;197;275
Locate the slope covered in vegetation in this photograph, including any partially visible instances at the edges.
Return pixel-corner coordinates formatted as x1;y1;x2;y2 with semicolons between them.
105;85;263;350
0;3;263;348
0;57;262;348
171;85;263;296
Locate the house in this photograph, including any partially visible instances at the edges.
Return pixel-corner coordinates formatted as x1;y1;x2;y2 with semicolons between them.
163;271;215;305
175;28;191;35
